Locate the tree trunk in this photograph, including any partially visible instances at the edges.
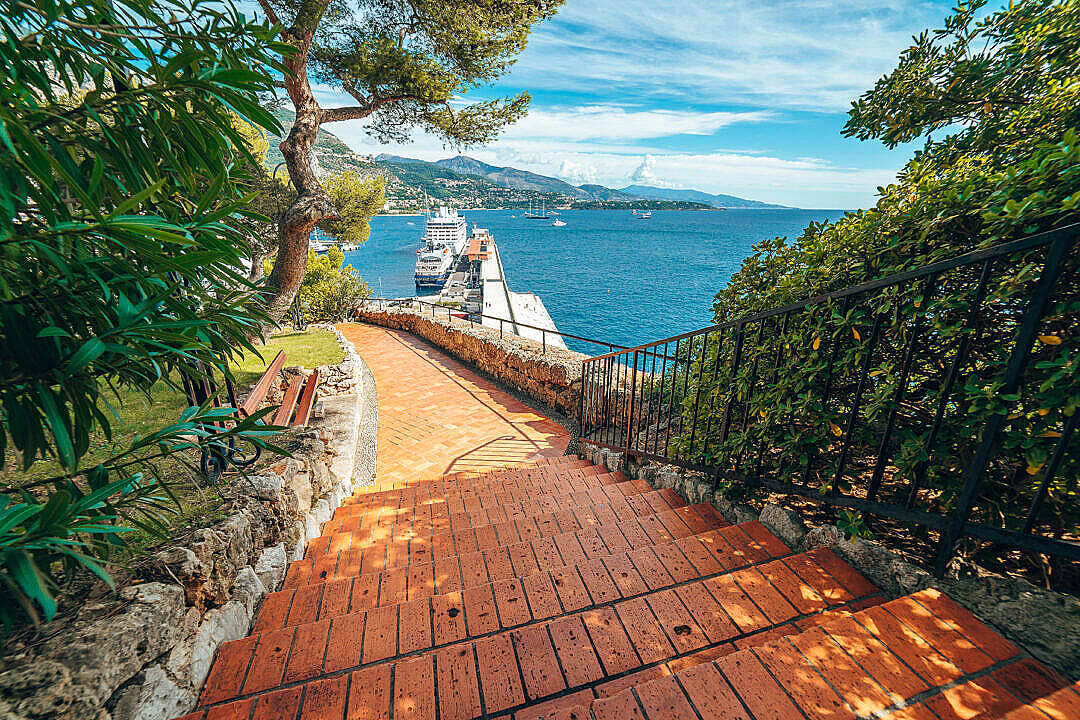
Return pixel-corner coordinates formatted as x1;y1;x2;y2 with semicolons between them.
261;33;338;325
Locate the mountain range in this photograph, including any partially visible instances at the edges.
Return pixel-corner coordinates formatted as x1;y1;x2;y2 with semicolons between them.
433;156;787;209
264;108;789;210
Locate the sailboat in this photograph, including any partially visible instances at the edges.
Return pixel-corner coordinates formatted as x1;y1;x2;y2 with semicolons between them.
524;199;551;219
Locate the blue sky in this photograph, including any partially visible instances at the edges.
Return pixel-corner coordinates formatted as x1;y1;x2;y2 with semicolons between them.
302;0;963;209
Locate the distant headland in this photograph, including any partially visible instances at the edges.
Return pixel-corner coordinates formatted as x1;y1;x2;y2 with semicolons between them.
264;107;791;213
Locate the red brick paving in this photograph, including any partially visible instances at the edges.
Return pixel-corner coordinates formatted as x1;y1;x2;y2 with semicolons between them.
178;323;1070;720
338;323;569;486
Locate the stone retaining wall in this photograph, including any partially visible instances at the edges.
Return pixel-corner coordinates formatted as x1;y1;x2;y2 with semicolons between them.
0;330;378;720
354;305;589;418
577;442;1080;680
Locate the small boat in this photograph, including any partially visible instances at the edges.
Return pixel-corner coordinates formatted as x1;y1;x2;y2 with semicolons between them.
309;227;333;252
638;211;652;219
551;218;567;227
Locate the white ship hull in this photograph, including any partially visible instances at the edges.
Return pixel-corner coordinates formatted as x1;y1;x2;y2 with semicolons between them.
414;206;467;289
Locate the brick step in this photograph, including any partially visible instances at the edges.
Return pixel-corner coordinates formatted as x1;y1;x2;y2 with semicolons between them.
290;500;731;592
184;545;883;718
346;457;599;501
337;467;634;520
372;456;596;491
293;500;727;588
336;467;633;517
314;481;677;557
589;587;1048;720
306;493;714;577
325;474;644;539
889;661;1080;720
365;455;591;492
304;486;713;563
255;521;777;633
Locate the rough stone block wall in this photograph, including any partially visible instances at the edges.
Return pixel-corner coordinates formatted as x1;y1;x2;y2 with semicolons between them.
0;329;378;720
354;307;589;418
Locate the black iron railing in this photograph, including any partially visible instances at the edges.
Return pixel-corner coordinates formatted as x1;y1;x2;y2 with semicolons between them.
360;297;627;354
579;225;1079;575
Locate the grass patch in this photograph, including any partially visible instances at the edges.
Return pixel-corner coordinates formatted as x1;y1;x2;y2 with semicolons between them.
230;328;344;387
2;327;345;542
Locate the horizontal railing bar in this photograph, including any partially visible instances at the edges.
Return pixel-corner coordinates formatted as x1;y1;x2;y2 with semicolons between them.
584;223;1080;362
963;522;1080;562
362;297;628;351
579;223;1080;571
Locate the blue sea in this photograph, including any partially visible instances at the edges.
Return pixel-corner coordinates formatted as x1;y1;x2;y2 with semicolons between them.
345;209;846;353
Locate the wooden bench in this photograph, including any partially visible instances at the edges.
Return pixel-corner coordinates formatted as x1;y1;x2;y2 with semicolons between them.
240;349;320;428
181;349;321;482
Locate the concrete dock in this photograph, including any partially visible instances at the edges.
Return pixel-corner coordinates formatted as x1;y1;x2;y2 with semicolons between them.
476;232;566;349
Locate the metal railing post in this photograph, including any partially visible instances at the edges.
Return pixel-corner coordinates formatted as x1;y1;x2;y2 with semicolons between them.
932;233;1071;576
624;350;639;456
577;361;588;436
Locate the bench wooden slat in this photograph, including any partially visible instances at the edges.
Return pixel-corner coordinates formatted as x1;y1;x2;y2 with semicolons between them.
272;374;303;426
291;369;319;428
240;350;287;417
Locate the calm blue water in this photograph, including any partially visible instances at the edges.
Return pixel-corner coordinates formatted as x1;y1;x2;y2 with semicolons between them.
345;209;846;353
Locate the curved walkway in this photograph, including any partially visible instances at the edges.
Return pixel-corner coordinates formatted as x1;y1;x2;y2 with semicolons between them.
181;323;1080;720
337;322;569;489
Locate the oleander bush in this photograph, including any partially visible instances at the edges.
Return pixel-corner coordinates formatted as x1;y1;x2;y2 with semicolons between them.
0;0;289;627
670;0;1080;584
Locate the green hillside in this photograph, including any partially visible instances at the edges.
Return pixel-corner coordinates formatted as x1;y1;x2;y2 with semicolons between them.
264;109;713;211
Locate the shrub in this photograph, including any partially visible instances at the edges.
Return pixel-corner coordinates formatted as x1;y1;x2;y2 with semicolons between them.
668;0;1080;584
322;172;385;248
299;247;372;322
0;0;287;625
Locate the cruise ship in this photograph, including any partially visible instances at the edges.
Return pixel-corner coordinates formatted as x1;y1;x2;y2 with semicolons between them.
414;207;467;287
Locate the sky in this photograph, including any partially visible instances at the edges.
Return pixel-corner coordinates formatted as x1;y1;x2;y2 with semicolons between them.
296;1;963;209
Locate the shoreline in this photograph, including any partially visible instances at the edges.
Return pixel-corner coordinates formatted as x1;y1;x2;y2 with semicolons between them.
377;207;833;216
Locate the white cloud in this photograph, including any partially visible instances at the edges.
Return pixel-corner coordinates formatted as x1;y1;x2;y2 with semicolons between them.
272;0;936;207
323;115;897;207
631;154;661;185
515;0;946;111
548;150;894;208
557;159;598;184
503;106;772;142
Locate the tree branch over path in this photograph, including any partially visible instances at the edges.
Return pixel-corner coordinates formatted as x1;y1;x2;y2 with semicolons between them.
256;0;564;326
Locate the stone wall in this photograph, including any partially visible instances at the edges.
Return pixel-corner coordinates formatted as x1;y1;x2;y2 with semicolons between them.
577;442;1080;680
354;305;589;418
0;330;378;720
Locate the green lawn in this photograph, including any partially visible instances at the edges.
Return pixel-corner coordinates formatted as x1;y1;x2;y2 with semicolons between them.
231;328;344;387
2;327;345;548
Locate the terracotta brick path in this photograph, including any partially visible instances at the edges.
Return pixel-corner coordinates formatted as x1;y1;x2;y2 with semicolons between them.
177;323;1079;720
337;323;568;488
